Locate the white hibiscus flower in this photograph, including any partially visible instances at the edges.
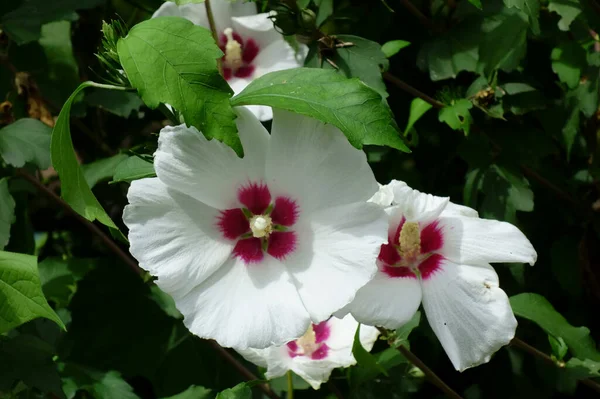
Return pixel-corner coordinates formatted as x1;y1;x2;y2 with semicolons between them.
339;180;537;371
237;315;380;389
123;108;387;349
153;0;308;121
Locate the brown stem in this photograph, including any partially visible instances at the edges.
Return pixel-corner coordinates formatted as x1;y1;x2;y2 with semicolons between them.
511;338;600;393
382;72;445;108
398;0;437;31
208;341;281;399
16;169;142;275
397;345;464;399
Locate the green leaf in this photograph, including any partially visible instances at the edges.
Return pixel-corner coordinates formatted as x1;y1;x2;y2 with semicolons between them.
350;324;388;388
82;154;129;188
50;82;125;234
38;257;96;307
551;42;586;89
504;0;540;34
161;385;212;399
0;118;52;169
381;40;410;58
61;365;140;399
117;16;239;153
392;311;421;348
269;371;310;393
0;250;65;334
565;358;600;379
548;0;582;31
231;68;408;152
215;382;252;399
404;99;433;136
85;89;144;118
0;178;15;250
548;335;568;361
315;0;334;26
0;0;105;45
510;293;600;361
150;285;182;319
478;9;529;76
112;156;156;183
438;99;473;135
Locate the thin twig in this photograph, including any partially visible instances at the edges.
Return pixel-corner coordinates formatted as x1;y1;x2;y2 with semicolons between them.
16;169;141;275
511;338;600;393
397;345;465;399
398;0;437;31
208;341;281;399
382;72;445;108
204;0;222;73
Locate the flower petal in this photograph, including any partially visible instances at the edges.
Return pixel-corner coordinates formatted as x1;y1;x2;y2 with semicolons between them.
285;202;387;322
123;178;232;296
443;201;479;218
231;0;257;16
267;110;380;214
326;315;379;352
340;270;422;329
153;116;266;209
231;82;274;121
253;40;308;76
173;255;309;349
390;182;449;224
421;259;517;371
231;12;281;48
438;216;537;266
288;357;340;389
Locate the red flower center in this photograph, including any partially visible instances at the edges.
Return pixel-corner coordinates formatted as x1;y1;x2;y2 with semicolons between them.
217;182;299;264
219;29;260;81
287;321;330;360
378;217;444;280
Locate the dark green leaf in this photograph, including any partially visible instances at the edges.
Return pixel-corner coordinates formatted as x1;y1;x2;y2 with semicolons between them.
551;42;586;89
85;89;144;118
404;99;433;136
0;178;15;250
350;324;387;388
548;0;582;31
82;154;129;188
548;335;568;361
504;0;540;34
161;385;212;399
117;17;239;153
112;156;156;183
510;293;600;361
565;358;600;379
478;9;528;75
381;40;410;58
215;382;252;399
438;99;473;135
231;68;408;151
269;371;310;393
50;82;124;234
392;311;421;348
315;0;333;26
0;250;65;334
150;285;182;319
0;118;52;168
38;257;96;307
61;365;140;399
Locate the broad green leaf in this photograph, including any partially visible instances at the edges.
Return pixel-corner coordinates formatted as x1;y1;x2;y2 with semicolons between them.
0;178;15;250
306;35;389;96
548;0;582;31
501;82;547;115
231;68;408;151
510;293;600;361
0;118;52;168
565;358;600;379
551;42;586;89
315;0;334;26
61;365;140;399
161;385;212;399
50;81;124;234
381;40;411;58
85;89;144;118
478;165;533;223
0;250;65;334
117;17;240;153
0;0;105;45
38;257;96;307
82;154;129;188
504;0;540;34
215;383;252;399
404;99;433;136
479;9;529;75
350;324;387;388
438;99;473;135
112;156;156;183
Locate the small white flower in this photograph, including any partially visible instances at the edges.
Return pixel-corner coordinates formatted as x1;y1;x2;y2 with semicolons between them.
237;315;380;389
340;180;537;371
153;0;308;121
123;108;387;349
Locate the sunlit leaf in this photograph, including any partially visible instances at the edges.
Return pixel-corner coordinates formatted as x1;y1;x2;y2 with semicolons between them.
112;156;156;184
438;99;473;135
548;0;582;31
0;118;52;169
381;40;410;58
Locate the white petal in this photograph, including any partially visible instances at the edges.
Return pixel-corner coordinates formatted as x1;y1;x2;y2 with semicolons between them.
442;201;479;218
266;109;380;214
368;183;395;207
174;255;310;349
285;202;387;322
253;40;308;77
153;121;265;209
342;271;422;329
289;357;339;389
152;1;184;18
229;77;252;96
421;259;517;371
231;12;280;48
123;178;232;296
235;347;270;368
438;216;537;266
390;183;449;224
326;314;380;356
235;106;270;168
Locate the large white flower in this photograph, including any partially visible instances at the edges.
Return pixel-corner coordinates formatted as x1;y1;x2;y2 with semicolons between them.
237;315;379;389
339;180;537;371
153;0;307;121
123;108;387;349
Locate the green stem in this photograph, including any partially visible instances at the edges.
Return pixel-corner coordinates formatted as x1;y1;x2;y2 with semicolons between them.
287;370;294;399
204;0;222;74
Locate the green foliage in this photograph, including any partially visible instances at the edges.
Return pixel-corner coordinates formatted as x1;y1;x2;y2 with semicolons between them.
112;156;156;183
231;68;408;151
85;89;144;118
381;40;410;58
215;382;252;399
62;365;140;399
0;118;52;169
438;99;473;135
548;0;582;31
162;385;212;399
0;178;15;250
82;154;129;188
117;17;240;153
350;324;388;388
0;251;65;333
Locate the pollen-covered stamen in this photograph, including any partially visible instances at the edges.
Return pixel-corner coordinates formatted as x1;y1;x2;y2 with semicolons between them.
249;214;273;238
296;325;319;356
399;222;421;260
223;27;243;71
